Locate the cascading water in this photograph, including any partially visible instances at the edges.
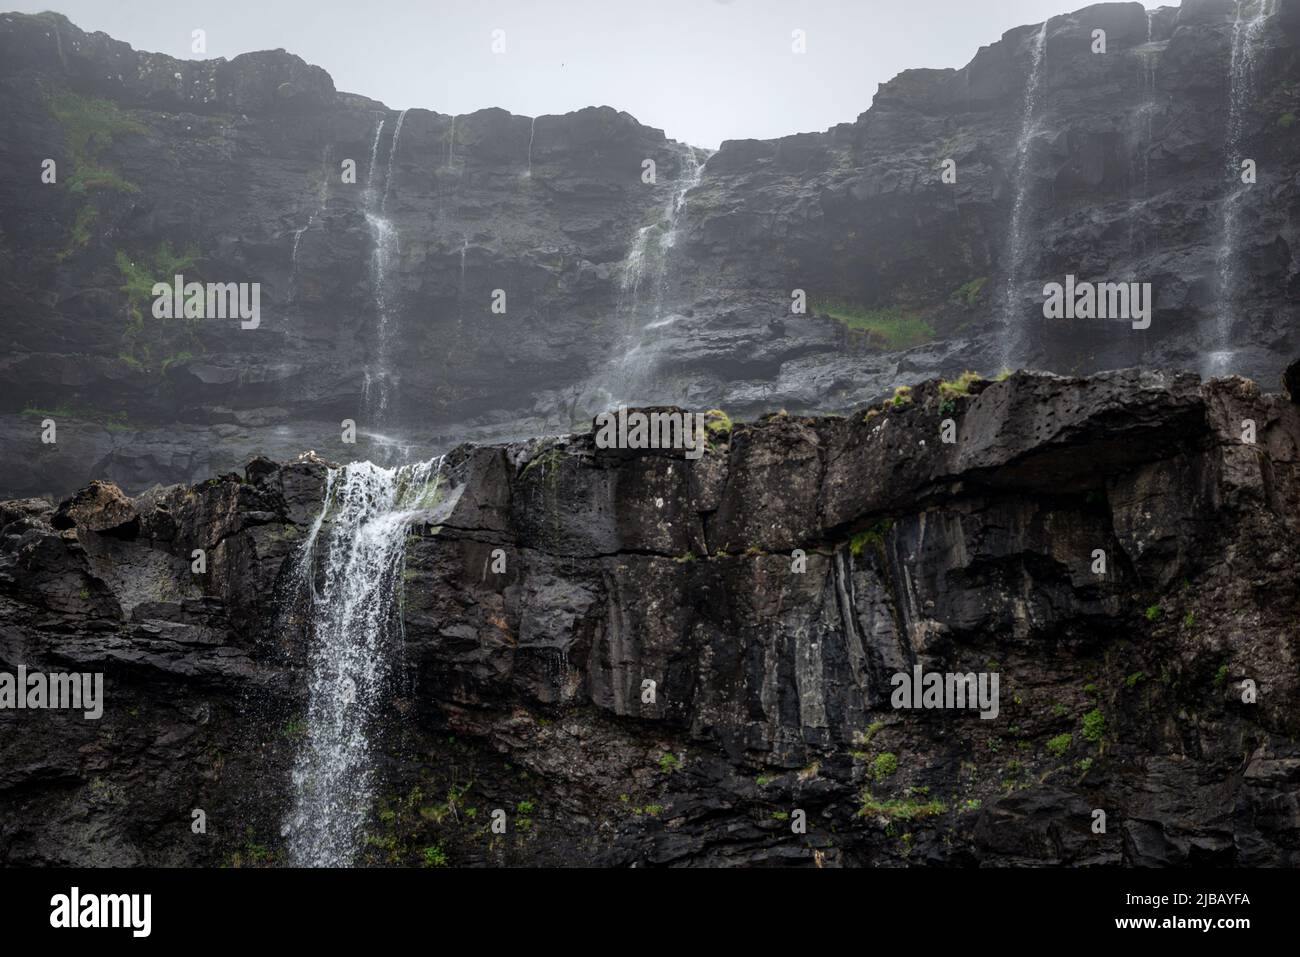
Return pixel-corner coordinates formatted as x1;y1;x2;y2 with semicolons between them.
1210;0;1274;376
361;116;387;369
526;116;537;178
446;115;457;169
999;20;1050;370
622;145;706;317
364;118;386;207
284;458;443;867
659;149;702;253
602;144;709;407
362;112;407;421
382;108;408;215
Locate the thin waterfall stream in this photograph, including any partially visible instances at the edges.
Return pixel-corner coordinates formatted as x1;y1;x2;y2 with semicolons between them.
363;111;408;422
1210;0;1274;376
598;144;709;408
999;20;1050;370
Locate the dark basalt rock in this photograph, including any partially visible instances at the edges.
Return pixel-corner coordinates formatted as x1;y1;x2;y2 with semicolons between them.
3;366;1299;866
50;480;138;537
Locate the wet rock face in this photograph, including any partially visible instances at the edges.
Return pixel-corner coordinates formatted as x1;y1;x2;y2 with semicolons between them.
3;368;1300;866
2;3;1300;497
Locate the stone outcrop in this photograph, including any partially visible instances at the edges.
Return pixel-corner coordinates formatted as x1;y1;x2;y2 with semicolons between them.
3;366;1299;866
2;2;1299;497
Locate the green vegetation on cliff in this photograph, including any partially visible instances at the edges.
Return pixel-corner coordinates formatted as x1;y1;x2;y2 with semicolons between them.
116;240;202;372
47;91;146;192
816;301;935;351
950;276;987;306
48;90;146;256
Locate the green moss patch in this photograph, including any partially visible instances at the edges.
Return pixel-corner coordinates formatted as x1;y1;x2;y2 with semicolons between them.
817;301;935;351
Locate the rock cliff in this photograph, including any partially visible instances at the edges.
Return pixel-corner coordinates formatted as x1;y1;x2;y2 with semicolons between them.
3;365;1299;866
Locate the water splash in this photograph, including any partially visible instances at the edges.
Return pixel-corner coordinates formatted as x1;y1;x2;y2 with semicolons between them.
1211;0;1274;375
999;20;1050;369
284;457;444;867
1204;349;1237;378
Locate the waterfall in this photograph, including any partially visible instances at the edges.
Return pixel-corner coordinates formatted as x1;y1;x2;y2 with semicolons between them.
659;147;702;252
602;144;708;408
382;108;408;215
362;114;405;420
1129;12;1161;255
999;20;1050;370
526;116;537;177
446;115;457;169
365;118;386;207
284;458;443;867
619;144;707;321
1210;0;1274;376
619;226;655;303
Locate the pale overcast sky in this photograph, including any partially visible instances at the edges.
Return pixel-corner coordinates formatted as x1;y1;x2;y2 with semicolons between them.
11;0;1158;147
